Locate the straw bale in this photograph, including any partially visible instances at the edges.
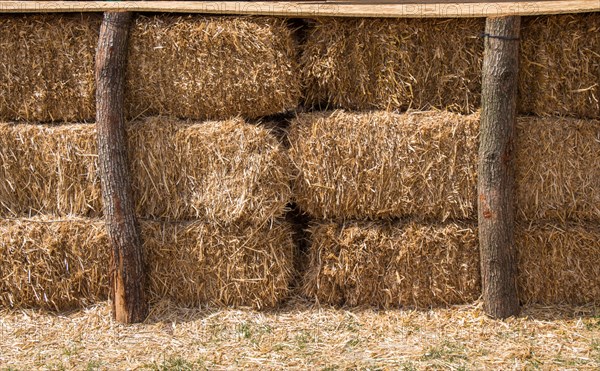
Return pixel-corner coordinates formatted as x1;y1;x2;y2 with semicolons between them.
0;218;109;311
288;110;480;221
517;222;600;305
0;117;293;223
515;116;600;222
144;220;295;309
290;111;600;222
0;14;100;122
0;217;295;310
519;14;600;119
126;15;301;120
302;220;480;308
300;18;484;113
0;14;299;122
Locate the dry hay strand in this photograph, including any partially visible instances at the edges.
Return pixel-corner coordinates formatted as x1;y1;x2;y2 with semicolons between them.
0;13;100;122
301;18;484;113
0;117;293;224
302;220;480;308
0;217;295;311
288;110;479;221
144;220;295;309
290;111;600;222
0;123;102;217
519;14;600;119
0;218;109;311
126;15;301;120
517;222;600;305
515;116;600;222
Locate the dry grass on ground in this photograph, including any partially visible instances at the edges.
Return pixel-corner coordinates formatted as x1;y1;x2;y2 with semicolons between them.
1;298;600;370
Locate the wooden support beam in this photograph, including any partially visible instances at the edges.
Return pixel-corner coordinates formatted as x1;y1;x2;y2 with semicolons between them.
96;11;147;324
478;16;521;319
0;0;598;17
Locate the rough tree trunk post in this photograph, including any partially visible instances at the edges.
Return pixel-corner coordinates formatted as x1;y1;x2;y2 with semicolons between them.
96;11;147;323
478;16;521;319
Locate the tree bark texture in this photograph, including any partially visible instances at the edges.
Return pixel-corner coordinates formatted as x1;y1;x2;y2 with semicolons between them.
478;16;521;319
96;11;147;324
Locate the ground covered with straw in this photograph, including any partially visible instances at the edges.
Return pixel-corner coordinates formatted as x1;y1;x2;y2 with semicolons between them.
1;299;600;369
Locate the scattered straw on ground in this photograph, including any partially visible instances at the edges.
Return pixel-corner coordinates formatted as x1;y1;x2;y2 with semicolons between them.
0;14;100;122
0;217;295;311
290;111;600;222
0;117;293;223
519;14;600;119
301;18;484;113
518;222;600;305
1;299;599;369
126;15;300;120
303;221;480;308
289;110;480;221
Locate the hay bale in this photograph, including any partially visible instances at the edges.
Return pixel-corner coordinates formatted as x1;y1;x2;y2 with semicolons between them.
517;222;600;305
0;117;293;223
144;220;295;309
290;111;600;222
126;15;300;120
515;116;600;222
0;14;100;122
301;18;484;113
289;110;480;221
0;14;299;122
519;14;600;119
0;218;109;311
302;221;480;307
0;123;103;217
0;217;295;310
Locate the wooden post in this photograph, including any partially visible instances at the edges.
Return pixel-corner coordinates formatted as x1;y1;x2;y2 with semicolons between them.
96;11;147;323
478;16;521;319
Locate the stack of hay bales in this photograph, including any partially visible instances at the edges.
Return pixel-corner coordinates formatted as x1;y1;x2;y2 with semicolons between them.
0;14;299;311
291;111;600;307
289;111;482;307
302;15;599;119
296;13;600;307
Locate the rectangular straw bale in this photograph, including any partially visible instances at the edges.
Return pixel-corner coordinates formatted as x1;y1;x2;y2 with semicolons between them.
517;222;600;305
290;111;600;222
515;116;600;222
289;110;479;221
126;15;300;120
519;14;600;119
0;117;293;224
0;217;295;311
0;14;100;122
0;218;109;311
302;221;480;308
301;18;484;113
144;220;295;309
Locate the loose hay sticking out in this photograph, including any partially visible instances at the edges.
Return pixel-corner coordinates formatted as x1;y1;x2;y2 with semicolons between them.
0;217;295;311
0;117;293;224
515;117;600;222
0;14;100;122
301;18;484;113
290;111;600;222
126;15;301;120
519;14;600;119
302;221;480;308
517;222;600;305
289;111;480;221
